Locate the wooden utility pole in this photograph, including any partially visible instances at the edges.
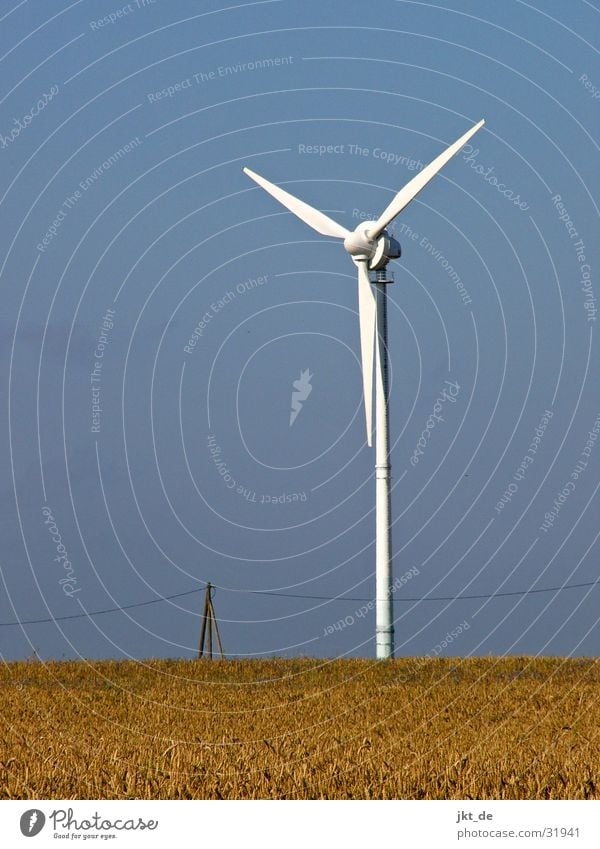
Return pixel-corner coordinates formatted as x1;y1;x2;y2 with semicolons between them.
198;583;224;659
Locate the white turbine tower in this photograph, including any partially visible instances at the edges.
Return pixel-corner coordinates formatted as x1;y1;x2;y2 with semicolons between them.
244;119;485;659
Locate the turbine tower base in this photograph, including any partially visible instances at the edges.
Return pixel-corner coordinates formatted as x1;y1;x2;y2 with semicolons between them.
376;626;395;660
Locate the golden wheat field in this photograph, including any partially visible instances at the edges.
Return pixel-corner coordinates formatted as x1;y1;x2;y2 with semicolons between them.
1;656;599;800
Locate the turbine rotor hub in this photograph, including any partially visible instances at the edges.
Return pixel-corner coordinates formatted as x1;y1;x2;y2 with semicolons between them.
343;221;401;270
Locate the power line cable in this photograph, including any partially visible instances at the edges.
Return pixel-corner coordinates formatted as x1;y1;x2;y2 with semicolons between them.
0;587;207;627
1;577;600;627
248;580;600;602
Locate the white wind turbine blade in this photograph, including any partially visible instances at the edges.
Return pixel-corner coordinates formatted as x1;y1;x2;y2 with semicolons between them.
356;260;376;446
369;119;485;239
243;167;349;239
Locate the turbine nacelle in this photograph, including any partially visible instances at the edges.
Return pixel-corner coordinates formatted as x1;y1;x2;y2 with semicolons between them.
343;222;401;270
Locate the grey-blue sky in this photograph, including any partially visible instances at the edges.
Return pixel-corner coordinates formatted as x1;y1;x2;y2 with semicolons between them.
0;0;598;660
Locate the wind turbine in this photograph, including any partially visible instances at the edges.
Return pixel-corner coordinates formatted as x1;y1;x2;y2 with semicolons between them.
244;119;485;659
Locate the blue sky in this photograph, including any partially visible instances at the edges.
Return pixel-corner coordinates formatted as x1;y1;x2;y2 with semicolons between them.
0;0;598;660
